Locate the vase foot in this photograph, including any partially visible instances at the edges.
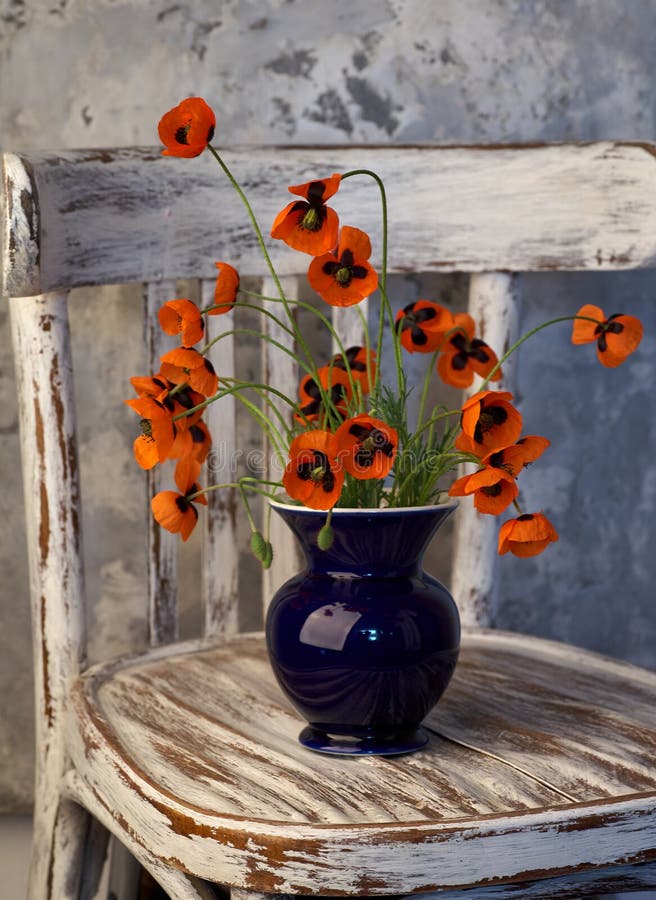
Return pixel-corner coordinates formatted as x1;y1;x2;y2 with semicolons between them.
298;725;429;756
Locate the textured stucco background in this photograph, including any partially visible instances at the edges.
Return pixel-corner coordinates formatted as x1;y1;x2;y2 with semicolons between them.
1;0;656;813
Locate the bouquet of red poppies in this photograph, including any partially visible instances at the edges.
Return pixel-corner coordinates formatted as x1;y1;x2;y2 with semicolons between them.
127;97;644;562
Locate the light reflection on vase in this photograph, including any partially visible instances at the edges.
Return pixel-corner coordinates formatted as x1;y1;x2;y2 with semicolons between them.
265;502;460;756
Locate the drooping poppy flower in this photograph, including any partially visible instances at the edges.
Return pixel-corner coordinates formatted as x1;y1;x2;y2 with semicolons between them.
455;390;522;457
210;262;240;315
158;97;216;158
124;396;176;470
158;298;205;347
483;435;550;477
395;300;454;353
331;346;376;394
437;313;502;389
170;419;212;462
160;347;218;398
296;366;352;423
152;482;208;542
270;174;341;255
498;512;559;558
335;414;398;480
571;304;643;368
307;226;378;307
448;466;518;515
283;430;344;509
130;373;173;404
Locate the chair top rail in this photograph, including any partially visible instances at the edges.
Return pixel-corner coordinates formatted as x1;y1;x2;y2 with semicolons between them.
4;142;656;297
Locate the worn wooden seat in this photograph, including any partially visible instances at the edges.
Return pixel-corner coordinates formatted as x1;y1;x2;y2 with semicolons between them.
68;630;656;895
4;144;656;898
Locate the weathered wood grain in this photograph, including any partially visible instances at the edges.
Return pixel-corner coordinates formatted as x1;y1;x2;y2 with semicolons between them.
233;860;656;900
5;143;656;297
9;292;89;899
261;275;301;609
201;277;240;639
144;280;179;645
65;630;656;894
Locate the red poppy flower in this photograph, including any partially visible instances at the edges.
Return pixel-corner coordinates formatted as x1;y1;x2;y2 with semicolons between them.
124;396;176;469
307;226;378;307
210;262;240;315
483;435;550;477
158;298;204;347
270;174;341;255
335;414;398;480
395;300;454;353
455;390;523;457
283;430;344;509
296;366;352;423
572;304;643;368
152;482;207;542
170;419;212;462
448;466;518;515
331;346;376;395
160;347;218;397
130;373;173;403
158;98;216;158
498;512;559;558
437;313;502;389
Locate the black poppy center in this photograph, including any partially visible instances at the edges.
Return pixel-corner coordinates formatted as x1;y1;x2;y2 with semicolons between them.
175;123;192;145
297;451;335;492
473;404;508;444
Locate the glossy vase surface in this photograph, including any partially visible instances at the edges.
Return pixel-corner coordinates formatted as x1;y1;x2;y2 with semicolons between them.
265;502;460;756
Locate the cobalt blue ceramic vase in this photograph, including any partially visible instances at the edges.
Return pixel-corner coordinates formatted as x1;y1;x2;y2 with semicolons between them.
265;501;460;756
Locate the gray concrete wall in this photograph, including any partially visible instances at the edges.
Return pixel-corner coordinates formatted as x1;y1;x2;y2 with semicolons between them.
2;0;656;811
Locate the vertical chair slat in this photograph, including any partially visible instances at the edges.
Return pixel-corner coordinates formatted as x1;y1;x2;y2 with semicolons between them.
143;282;179;645
201;278;239;638
9;291;89;899
451;272;522;628
330;300;370;355
261;275;301;612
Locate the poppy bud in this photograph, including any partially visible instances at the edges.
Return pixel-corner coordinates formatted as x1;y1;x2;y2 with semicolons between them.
250;530;268;561
262;541;274;569
317;523;335;551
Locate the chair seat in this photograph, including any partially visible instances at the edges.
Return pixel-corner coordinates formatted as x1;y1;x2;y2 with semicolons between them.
66;629;656;895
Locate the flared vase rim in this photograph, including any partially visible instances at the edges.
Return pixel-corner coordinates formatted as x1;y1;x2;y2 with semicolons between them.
269;499;458;516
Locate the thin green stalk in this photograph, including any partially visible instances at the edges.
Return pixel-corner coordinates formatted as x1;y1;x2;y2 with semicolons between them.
341;168;389;395
207;144;319;386
202;326;316;379
479;314;601;391
188;478;282;503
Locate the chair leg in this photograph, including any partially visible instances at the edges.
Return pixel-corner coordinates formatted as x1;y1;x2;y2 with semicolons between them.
27;794;93;900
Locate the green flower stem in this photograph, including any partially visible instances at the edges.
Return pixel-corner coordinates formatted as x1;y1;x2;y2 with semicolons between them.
415;348;442;432
172;381;292;460
202;326;315;379
206;143;320;397
406;407;462;445
341;169;388;296
341;168;389;396
378;281;405;397
188;478;282;504
478;314;602;392
220;376;303;442
238;289;362;402
200;300;297;342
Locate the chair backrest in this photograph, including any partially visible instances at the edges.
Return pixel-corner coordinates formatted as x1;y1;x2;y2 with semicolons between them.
4;142;656;777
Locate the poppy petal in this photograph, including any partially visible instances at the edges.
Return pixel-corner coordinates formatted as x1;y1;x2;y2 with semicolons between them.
572;304;605;344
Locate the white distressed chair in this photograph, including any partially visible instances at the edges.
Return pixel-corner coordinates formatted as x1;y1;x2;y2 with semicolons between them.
4;143;656;900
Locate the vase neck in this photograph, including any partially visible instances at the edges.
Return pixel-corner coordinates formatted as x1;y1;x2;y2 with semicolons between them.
271;504;456;577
